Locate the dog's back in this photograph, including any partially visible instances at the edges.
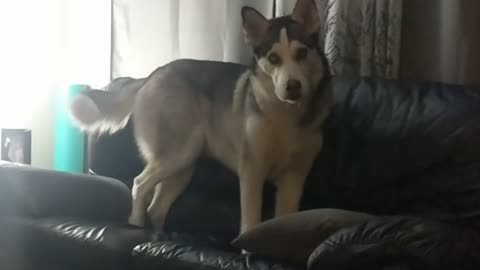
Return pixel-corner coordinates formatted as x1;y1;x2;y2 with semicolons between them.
131;59;251;169
160;59;247;104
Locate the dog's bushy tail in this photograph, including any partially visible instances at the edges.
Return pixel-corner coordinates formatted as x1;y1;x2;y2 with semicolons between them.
69;77;146;135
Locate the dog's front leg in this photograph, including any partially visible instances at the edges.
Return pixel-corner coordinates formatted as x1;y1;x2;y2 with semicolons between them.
274;170;309;218
274;138;323;217
238;161;268;234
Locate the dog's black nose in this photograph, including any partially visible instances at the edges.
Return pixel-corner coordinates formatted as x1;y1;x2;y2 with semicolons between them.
286;80;302;100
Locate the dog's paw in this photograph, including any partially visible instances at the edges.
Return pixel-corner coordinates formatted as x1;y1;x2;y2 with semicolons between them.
128;214;145;227
241;249;251;255
149;219;165;233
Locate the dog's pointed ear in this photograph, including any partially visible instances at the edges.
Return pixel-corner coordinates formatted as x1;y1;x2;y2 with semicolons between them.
291;0;321;34
241;6;270;47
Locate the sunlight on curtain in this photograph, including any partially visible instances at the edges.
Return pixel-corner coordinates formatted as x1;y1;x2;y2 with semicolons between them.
0;0;111;167
0;0;62;128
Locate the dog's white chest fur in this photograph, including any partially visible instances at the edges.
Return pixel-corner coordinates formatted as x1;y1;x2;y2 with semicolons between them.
244;106;322;180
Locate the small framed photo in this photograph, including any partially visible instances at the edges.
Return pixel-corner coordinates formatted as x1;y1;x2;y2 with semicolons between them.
1;129;32;165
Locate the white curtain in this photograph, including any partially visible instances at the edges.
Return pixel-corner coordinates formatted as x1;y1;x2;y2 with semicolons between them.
111;0;275;79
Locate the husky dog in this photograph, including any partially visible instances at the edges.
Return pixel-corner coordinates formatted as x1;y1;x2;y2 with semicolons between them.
70;0;331;234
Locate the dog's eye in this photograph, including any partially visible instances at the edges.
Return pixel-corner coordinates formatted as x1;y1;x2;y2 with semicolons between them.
296;48;308;61
268;53;281;65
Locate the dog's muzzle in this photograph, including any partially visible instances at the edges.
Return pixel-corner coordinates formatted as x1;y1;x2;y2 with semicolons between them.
286;79;302;101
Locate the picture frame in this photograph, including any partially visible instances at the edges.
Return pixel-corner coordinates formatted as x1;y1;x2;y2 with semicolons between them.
1;129;32;165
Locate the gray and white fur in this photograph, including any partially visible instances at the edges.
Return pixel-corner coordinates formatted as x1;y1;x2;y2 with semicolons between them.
70;0;332;234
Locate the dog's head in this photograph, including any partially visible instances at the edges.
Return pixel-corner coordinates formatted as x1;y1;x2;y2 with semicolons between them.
242;0;327;104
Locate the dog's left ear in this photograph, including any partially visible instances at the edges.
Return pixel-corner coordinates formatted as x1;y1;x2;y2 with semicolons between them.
292;0;321;34
241;6;270;47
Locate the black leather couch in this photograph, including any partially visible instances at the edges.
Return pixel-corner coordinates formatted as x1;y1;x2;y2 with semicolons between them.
2;76;480;270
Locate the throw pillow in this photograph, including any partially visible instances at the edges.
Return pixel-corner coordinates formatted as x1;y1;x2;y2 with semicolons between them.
231;209;372;264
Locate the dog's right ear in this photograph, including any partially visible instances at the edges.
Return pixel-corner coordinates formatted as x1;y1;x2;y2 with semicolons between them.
291;0;321;34
241;6;270;47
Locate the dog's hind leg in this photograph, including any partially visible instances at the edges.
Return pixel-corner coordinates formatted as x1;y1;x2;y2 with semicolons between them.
147;166;194;231
129;158;198;227
128;75;205;228
129;164;158;226
129;128;203;227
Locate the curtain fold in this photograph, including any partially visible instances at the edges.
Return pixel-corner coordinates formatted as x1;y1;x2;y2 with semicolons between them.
316;0;403;79
275;0;403;79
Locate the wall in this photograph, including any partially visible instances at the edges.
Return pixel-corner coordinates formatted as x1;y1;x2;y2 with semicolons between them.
400;0;480;85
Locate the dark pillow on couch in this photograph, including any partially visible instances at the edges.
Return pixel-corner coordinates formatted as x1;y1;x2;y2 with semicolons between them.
231;209;373;264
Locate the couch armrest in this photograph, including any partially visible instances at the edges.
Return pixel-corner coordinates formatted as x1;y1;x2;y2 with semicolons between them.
0;162;131;223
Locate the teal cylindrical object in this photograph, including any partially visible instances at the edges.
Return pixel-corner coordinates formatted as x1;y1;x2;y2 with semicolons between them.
53;84;88;173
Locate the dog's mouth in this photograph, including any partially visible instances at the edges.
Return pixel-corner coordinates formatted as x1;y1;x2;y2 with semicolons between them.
285;90;302;102
277;88;304;104
277;96;304;105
